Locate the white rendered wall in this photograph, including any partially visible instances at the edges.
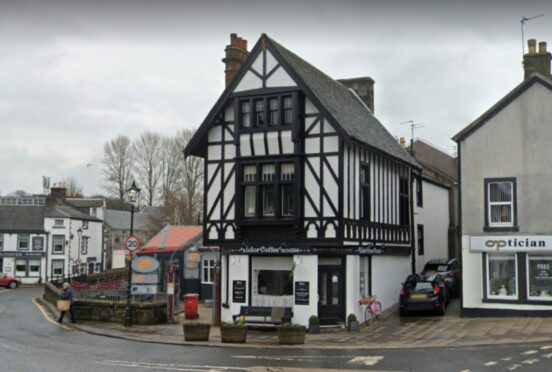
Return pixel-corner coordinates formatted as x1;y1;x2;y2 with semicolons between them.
345;255;361;321
222;255;249;322
371;255;411;310
292;255;318;326
414;180;450;273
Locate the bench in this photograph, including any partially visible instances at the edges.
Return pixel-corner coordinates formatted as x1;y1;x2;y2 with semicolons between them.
232;306;293;326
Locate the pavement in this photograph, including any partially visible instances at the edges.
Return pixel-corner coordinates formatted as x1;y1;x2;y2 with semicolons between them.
35;296;552;350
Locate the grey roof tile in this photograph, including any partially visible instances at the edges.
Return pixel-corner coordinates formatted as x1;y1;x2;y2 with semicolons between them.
0;206;45;232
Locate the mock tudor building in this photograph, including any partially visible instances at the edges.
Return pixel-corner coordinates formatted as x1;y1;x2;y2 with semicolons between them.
185;34;420;325
454;39;552;316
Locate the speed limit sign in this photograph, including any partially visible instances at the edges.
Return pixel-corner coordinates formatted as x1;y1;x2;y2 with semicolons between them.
126;235;140;252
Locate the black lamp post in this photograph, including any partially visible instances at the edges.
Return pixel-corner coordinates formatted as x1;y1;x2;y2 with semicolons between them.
77;227;83;275
124;180;141;327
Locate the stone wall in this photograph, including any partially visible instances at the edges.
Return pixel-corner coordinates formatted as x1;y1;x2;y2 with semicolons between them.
44;282;167;325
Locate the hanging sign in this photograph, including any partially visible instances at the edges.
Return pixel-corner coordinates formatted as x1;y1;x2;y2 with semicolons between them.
132;256;160;273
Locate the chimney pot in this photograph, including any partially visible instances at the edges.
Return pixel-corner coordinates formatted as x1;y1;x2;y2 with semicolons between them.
528;39;537;54
222;33;249;87
539;41;547;53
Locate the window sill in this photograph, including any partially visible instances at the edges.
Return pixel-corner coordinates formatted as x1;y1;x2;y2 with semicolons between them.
483;226;519;232
482;297;519;304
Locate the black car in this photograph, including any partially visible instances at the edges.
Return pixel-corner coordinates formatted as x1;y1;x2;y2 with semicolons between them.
399;273;449;316
422;258;461;297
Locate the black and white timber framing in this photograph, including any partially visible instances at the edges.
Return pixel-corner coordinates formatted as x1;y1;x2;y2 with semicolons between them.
185;34;421;325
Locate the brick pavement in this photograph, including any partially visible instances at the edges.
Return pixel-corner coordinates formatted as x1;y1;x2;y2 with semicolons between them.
37;297;552;349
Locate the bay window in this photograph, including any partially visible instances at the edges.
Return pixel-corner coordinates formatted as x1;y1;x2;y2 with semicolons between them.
238;93;296;130
268;98;279;126
254;99;265;127
240;101;251;128
241;161;296;219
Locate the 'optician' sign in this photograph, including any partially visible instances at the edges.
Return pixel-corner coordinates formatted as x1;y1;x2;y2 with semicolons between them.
470;235;552;253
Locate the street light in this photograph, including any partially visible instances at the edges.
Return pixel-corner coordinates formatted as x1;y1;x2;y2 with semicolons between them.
124;180;141;327
77;227;83;275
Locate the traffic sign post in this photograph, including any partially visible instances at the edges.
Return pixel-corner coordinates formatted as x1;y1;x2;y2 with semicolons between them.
126;235;140;252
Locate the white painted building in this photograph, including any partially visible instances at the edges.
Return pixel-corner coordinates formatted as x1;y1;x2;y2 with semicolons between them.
453;39;552;316
185;34;420;325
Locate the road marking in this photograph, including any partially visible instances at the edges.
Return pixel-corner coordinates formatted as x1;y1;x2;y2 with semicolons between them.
483;361;497;367
31;298;72;331
501;357;512;361
542;353;552;358
98;360;244;371
0;342;31;355
521;350;537;355
521;359;539;365
540;345;552;350
507;364;523;371
348;356;385;366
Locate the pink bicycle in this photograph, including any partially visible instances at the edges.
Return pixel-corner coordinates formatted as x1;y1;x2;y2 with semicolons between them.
359;295;382;325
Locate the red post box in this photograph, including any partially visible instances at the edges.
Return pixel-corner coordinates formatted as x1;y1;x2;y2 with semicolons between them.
183;293;199;319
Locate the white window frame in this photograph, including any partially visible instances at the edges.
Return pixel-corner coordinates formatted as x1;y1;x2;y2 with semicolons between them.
487;181;514;228
32;236;44;251
52;235;65;254
526;254;552;301
202;259;215;284
486;253;519;300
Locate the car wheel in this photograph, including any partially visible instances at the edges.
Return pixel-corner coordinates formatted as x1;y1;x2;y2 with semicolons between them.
399;308;408;317
8;281;18;289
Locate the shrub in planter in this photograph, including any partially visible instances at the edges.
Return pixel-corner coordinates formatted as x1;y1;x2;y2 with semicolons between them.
220;320;247;343
277;323;307;345
183;322;211;341
347;313;360;331
308;315;320;334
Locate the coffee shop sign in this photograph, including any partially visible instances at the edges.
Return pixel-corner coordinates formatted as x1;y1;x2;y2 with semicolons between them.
470;235;552;253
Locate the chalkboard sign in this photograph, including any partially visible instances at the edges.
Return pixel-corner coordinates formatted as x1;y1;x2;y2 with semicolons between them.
295;281;309;305
232;280;246;303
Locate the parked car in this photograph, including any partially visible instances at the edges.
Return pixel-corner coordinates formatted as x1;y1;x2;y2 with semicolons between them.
422;258;461;297
0;273;21;289
399;273;449;316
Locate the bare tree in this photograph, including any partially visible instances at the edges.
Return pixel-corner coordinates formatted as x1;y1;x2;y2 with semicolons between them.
159;135;184;206
61;177;84;197
133;131;162;206
101;135;134;205
178;129;204;224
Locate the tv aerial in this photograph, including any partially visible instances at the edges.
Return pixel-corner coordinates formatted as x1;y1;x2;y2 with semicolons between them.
521;14;545;54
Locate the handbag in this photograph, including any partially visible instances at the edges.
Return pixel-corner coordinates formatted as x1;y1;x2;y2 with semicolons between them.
57;300;71;311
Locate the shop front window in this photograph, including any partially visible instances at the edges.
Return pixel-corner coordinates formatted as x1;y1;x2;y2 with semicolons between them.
528;255;552;300
29;260;40;277
487;254;517;299
257;270;293;296
15;260;27;277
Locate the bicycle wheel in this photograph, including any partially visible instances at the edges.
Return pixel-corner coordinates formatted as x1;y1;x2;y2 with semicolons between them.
373;301;382;320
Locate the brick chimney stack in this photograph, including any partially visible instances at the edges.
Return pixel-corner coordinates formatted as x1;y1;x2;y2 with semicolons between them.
47;187;66;206
523;39;551;79
222;33;249;87
338;77;375;114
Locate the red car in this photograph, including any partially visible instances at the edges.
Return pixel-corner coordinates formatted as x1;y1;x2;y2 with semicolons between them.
0;273;21;289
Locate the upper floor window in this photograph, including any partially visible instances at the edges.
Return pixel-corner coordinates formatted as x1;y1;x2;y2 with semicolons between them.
416;176;423;207
52;235;65;254
17;234;29;250
82;220;89;230
486;178;516;228
238;93;296;130
81;236;89;255
241;161;296;219
0;233;3;250
54;219;64;227
90;207;97;217
32;237;44;251
360;164;370;221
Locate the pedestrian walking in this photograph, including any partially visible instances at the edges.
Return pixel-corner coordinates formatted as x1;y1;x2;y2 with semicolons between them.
58;282;76;323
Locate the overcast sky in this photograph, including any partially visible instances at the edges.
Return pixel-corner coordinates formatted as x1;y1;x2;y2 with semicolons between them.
1;0;551;197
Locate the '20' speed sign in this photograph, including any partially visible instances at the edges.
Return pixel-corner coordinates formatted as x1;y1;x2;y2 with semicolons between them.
126;236;140;252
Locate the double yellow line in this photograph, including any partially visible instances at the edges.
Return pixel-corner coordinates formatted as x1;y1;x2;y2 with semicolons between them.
32;298;72;331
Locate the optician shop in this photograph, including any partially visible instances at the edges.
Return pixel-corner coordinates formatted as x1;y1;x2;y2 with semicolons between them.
463;235;552;316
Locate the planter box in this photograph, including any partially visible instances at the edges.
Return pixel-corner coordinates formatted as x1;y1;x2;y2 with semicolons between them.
277;326;306;345
183;323;211;341
220;327;247;343
308;324;320;334
348;321;360;332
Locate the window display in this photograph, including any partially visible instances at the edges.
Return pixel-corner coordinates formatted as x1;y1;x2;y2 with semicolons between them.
528;255;552;300
487;254;517;298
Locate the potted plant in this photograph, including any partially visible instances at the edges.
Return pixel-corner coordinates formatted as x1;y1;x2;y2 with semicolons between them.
220;320;247;343
277;323;307;345
347;313;360;331
308;315;320;334
183;322;211;341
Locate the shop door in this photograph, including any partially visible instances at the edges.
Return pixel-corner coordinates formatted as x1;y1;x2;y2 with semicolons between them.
318;265;345;324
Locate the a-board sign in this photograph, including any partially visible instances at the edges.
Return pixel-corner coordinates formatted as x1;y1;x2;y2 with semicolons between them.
232;280;246;303
294;281;310;305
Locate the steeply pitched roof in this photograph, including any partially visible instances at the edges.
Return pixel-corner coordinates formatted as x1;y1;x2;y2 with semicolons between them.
104;209;156;231
140;225;203;254
453;73;552;142
185;34;419;169
45;206;102;222
0;206;45;232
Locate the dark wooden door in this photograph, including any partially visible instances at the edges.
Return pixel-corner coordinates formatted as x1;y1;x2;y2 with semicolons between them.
318;265;345;324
